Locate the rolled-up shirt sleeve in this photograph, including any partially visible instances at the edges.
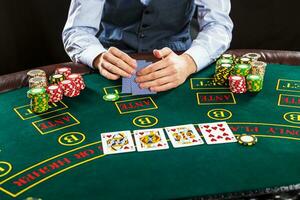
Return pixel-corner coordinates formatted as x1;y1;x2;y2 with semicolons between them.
185;0;234;72
62;0;107;68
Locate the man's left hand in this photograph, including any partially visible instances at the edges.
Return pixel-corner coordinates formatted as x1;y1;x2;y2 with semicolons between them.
135;47;197;92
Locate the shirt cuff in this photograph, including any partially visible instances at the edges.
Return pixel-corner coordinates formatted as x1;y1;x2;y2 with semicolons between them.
80;45;107;69
184;44;214;72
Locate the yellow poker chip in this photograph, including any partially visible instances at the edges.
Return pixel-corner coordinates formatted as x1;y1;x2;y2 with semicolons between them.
237;134;257;146
103;93;120;102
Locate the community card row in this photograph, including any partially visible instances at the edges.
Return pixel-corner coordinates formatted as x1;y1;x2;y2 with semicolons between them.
101;122;237;155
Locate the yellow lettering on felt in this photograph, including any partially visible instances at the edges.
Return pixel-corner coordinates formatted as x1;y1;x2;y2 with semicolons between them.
138;117;152;125
114;89;119;94
63;135;80;143
289;114;300;121
212;111;226;118
0;167;5;172
27;109;33;114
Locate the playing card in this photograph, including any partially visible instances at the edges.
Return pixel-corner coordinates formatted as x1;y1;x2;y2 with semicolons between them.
101;131;136;154
198;122;237;145
132;61;156;95
122;76;133;94
133;128;169;152
165;124;204;148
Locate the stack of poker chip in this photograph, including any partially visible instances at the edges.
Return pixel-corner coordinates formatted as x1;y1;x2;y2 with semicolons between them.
214;63;233;86
27;87;49;113
27;69;48;89
67;74;86;90
250;61;267;77
59;80;80;97
233;64;251;76
228;75;247;93
27;69;46;80
243;53;261;62
49;74;65;85
47;85;64;102
55;67;72;78
246;74;263;92
28;77;48;89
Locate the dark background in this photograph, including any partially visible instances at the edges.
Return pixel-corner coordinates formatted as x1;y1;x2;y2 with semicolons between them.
1;0;300;75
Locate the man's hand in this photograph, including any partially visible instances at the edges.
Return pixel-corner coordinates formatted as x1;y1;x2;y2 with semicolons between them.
93;47;137;80
136;48;197;92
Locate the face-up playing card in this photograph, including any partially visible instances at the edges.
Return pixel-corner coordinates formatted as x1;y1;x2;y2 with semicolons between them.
133;128;169;152
198;122;237;145
165;124;204;148
101;131;136;154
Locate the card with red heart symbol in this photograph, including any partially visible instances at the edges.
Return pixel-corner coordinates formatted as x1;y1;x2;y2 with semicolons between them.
101;131;136;155
133;128;169;152
198;122;237;145
165;124;204;148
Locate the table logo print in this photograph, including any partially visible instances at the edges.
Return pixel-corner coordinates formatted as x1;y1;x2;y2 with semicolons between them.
196;92;236;105
276;79;300;93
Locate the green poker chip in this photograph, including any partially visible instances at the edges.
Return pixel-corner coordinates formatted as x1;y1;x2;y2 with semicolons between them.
103;93;120;102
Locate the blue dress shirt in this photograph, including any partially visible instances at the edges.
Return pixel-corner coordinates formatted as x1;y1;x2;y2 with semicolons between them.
63;0;233;72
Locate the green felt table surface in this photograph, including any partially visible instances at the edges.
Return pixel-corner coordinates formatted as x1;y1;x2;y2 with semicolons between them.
0;63;300;200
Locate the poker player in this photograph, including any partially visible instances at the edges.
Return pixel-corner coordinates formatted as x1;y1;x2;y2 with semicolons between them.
62;0;233;92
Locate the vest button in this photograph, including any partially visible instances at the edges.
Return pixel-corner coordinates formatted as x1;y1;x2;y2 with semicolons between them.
139;33;145;38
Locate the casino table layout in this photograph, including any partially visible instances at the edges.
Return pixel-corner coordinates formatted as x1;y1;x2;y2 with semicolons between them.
0;61;300;200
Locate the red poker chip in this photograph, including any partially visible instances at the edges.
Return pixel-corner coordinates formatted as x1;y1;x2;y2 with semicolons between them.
67;74;85;90
55;67;72;77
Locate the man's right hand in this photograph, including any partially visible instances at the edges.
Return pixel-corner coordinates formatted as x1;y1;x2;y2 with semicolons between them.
93;47;137;80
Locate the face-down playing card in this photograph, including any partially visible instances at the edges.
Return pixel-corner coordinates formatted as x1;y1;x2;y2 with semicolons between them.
132;61;156;95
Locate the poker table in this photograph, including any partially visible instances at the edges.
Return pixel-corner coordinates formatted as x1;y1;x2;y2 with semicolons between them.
0;50;300;200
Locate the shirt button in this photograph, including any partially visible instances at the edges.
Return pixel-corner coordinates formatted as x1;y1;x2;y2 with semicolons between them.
139;33;145;38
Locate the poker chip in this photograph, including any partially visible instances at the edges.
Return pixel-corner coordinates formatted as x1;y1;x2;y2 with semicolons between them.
221;53;235;61
243;53;261;61
233;64;251;76
103;93;120;102
229;75;247;93
67;73;86;90
47;85;64;103
251;61;267;77
49;74;65;85
27;69;46;79
237;134;257;146
55;67;72;78
237;57;252;65
214;63;233;86
27;87;49;113
28;77;48;89
246;74;263;92
59;80;80;97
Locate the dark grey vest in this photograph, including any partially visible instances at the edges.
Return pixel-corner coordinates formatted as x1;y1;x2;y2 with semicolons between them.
98;0;195;53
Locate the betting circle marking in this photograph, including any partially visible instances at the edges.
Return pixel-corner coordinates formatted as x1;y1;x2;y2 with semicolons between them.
58;132;86;146
0;161;13;177
207;109;232;120
133;115;158;128
283;112;300;124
